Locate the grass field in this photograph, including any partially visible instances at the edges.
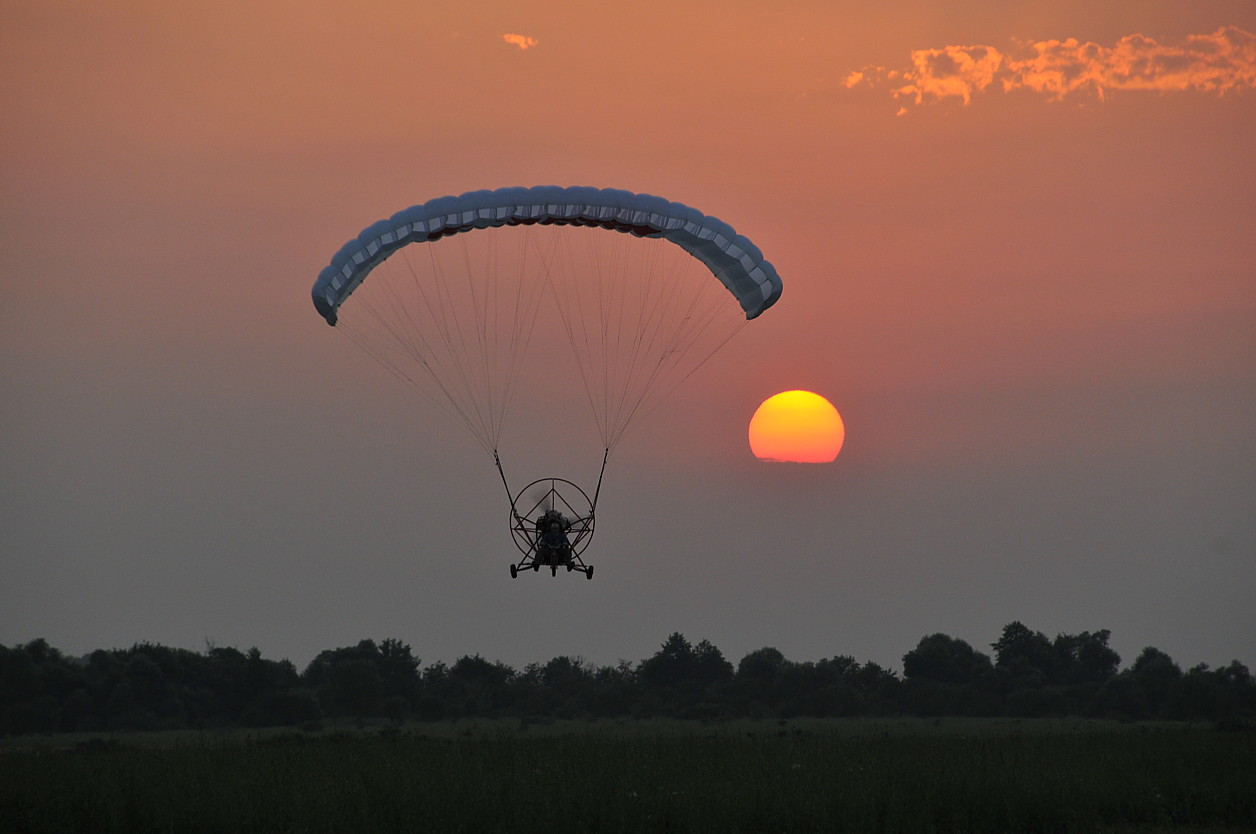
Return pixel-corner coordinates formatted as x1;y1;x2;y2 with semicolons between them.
2;718;1253;833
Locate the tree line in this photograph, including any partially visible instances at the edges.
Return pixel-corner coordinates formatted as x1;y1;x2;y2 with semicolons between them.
2;623;1252;735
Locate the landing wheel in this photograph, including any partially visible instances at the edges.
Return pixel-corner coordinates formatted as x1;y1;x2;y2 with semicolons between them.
510;564;518;579
586;565;594;580
551;565;557;577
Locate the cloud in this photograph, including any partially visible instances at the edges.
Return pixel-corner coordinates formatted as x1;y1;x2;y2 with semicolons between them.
502;33;539;51
846;26;1256;109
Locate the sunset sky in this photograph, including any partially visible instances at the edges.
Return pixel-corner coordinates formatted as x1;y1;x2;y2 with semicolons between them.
3;0;1253;673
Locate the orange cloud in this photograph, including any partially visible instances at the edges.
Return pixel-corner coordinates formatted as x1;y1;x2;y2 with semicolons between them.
846;26;1256;108
502;33;538;51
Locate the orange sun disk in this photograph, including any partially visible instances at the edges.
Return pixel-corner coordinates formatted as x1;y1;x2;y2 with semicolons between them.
749;390;845;463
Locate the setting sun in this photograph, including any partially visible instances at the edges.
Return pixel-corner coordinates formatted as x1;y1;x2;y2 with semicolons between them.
749;391;845;463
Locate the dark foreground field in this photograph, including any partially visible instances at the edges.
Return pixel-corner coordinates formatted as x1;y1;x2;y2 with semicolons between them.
2;718;1253;833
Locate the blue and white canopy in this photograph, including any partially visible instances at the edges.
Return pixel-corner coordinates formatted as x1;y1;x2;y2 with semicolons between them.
312;186;782;325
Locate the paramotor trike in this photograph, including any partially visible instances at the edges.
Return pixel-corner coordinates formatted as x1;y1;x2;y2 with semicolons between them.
507;477;595;579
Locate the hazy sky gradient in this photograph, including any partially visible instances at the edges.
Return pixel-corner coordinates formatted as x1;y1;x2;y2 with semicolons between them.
3;0;1253;673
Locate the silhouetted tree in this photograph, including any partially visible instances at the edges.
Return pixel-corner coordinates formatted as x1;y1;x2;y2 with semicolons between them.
1053;630;1120;684
416;661;452;720
904;634;994;686
640;633;695;689
638;634;733;715
303;639;417;719
691;640;734;688
446;654;516;716
587;660;639;717
735;647;788;711
773;656;870;717
527;656;595;717
851;661;903;713
1;640;66;733
1129;647;1182;718
992;622;1058;683
376;638;421;704
901;634;995;715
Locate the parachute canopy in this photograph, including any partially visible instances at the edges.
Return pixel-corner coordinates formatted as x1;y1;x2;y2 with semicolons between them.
312;186;782;326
